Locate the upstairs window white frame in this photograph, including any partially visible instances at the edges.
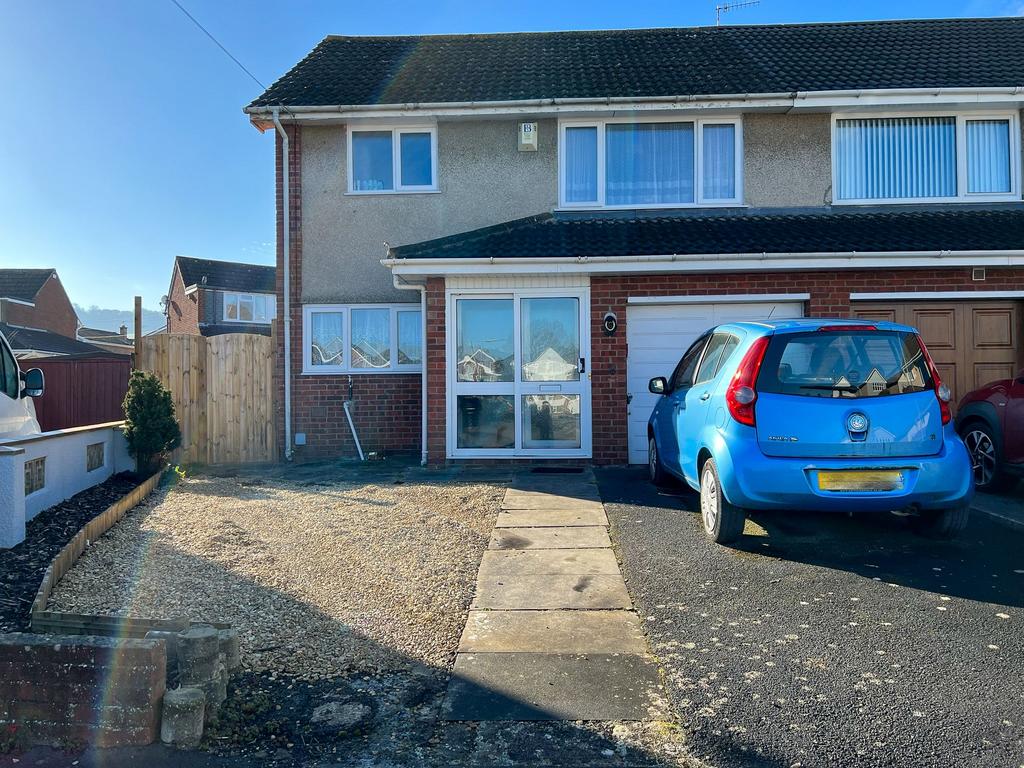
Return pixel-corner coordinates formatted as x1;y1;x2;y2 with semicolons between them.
347;124;438;194
302;304;423;375
558;116;744;210
223;292;276;324
831;110;1021;205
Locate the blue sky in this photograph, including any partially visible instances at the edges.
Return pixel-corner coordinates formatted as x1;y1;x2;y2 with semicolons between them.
1;0;1021;313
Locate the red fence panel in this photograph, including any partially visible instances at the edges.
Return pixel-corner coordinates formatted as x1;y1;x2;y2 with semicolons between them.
28;355;132;431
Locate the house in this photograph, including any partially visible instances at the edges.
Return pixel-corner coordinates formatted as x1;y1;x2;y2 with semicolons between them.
0;322;108;360
246;17;1024;466
77;326;134;356
0;269;80;341
166;256;276;337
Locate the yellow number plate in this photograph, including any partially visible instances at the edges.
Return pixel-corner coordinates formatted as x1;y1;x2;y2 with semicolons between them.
817;470;904;492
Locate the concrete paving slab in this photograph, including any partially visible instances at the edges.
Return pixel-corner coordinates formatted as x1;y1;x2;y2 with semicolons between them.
442;652;668;721
488;526;611;550
472;574;632;610
477;548;620;578
495;508;609;528
458;610;647;654
502;492;605;512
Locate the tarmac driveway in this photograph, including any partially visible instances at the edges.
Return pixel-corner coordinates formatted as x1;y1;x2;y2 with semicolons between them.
597;467;1023;768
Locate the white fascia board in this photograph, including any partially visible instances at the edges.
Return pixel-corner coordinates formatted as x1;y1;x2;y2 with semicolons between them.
248;87;1024;122
184;284;199;295
0;297;35;307
628;293;811;305
384;251;1024;277
851;290;1024;301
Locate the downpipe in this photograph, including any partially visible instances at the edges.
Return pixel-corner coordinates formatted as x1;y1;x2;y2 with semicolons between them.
271;108;293;461
393;275;428;466
343;376;365;462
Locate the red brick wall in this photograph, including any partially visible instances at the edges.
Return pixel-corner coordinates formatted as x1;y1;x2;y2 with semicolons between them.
0;633;165;748
271;124;422;461
425;278;446;465
4;273;79;339
589;267;1024;464
166;265;200;335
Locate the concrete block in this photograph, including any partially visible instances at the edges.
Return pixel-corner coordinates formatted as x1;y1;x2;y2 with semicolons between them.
477;548;621;578
501;491;604;512
495;508;608;528
489;526;611;550
458;610;647;654
197;663;227;723
218;628;241;671
160;686;205;748
176;625;219;686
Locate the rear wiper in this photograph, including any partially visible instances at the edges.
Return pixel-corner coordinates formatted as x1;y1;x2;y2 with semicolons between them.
798;384;859;393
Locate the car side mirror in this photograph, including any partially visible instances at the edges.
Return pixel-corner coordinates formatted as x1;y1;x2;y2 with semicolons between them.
21;368;44;398
648;376;668;395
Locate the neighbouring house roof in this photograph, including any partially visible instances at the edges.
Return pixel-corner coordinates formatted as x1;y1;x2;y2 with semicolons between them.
77;327;133;347
248;17;1024;109
389;206;1024;261
0;322;108;358
175;256;276;294
0;269;55;303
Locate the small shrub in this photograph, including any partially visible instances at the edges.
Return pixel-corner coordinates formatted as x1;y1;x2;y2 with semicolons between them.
123;370;181;475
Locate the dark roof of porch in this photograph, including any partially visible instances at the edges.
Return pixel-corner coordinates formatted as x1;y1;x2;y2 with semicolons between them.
388;206;1024;261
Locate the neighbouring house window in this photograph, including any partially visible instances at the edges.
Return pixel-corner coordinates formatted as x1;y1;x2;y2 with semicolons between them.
349;126;437;193
560;118;742;208
303;305;422;373
224;292;275;323
833;113;1019;202
25;457;45;495
86;442;105;472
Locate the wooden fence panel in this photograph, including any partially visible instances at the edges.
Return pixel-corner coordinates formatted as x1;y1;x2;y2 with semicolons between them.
139;334;276;465
30;356;131;432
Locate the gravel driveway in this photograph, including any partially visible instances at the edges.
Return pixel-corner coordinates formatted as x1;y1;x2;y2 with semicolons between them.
48;466;504;680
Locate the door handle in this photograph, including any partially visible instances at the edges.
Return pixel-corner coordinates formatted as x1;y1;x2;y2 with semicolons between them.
699;392;711;402
579;357;586;374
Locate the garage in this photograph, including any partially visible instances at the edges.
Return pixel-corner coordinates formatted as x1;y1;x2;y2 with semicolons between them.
852;298;1023;407
625;295;805;464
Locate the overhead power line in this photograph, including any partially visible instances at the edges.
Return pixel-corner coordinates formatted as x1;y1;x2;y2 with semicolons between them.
167;0;268;91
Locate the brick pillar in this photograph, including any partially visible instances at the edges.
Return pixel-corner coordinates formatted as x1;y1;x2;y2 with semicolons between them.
273;124;302;460
425;278;446;465
590;277;629;465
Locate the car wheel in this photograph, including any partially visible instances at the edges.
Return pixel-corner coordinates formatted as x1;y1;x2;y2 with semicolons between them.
699;459;746;544
960;422;1019;492
914;504;970;539
648;437;671;486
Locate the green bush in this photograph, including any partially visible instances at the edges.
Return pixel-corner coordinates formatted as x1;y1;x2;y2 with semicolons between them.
123;370;181;475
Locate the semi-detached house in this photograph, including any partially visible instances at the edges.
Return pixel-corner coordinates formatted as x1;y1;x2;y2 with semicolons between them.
245;17;1024;466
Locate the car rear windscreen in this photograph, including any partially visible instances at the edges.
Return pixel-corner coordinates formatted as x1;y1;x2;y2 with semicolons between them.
756;330;934;399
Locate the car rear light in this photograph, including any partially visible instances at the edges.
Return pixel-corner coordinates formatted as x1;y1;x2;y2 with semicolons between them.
917;335;952;425
818;324;877;331
726;336;770;427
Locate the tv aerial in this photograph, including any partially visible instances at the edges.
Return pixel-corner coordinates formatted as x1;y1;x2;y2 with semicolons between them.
715;0;760;25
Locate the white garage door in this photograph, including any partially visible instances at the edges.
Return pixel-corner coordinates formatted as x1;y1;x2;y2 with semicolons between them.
625;298;805;464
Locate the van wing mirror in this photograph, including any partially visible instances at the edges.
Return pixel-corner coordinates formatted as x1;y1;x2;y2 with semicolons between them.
21;368;44;398
648;376;668;395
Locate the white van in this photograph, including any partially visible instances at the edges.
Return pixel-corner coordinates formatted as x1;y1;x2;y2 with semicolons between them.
0;330;44;437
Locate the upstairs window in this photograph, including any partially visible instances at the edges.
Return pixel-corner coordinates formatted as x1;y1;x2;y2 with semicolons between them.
224;292;275;323
349;125;437;193
833;113;1020;203
560;118;742;208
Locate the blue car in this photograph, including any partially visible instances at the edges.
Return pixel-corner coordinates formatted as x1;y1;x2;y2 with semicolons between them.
647;318;973;544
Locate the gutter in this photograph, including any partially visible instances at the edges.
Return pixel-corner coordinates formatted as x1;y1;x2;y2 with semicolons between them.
383;249;1024;276
392;274;428;466
271;108;293;461
246;86;1024;122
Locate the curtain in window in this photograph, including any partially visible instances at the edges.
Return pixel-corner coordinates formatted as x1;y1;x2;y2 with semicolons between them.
564;127;598;202
967;120;1011;194
702;124;736;200
311;312;344;366
606;122;694;205
835;117;956;200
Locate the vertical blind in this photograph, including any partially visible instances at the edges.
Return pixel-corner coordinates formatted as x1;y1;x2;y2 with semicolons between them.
605;122;694;205
967;120;1012;194
702;124;737;200
564;126;598;202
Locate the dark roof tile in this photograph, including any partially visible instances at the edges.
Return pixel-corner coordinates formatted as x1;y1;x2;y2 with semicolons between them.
249;18;1024;108
0;269;55;303
1;323;108;357
175;257;276;294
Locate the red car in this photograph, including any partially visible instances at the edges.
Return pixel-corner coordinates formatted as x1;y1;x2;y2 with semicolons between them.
956;371;1024;492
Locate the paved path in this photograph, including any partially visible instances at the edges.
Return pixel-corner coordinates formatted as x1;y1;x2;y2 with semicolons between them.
442;469;668;722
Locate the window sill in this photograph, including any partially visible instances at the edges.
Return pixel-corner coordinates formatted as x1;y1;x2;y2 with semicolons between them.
833;195;1020;206
345;189;441;197
301;368;423;376
555;202;747;212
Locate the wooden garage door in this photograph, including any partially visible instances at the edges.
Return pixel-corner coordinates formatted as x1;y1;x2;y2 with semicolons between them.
852;301;1023;407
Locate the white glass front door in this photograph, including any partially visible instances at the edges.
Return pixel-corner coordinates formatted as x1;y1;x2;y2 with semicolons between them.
450;290;591;458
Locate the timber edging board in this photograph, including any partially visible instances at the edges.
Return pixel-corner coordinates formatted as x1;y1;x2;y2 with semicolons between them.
29;470;163;629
